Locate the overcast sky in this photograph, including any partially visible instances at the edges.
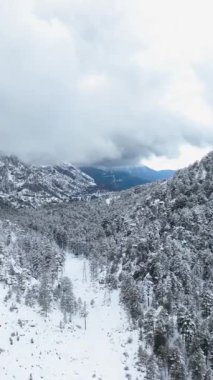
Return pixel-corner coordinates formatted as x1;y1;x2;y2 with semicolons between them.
0;0;213;169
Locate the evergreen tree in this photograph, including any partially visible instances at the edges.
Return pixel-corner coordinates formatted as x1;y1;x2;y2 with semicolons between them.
120;274;142;320
168;347;186;380
80;301;88;330
204;369;213;380
189;347;206;380
60;277;75;322
145;355;161;380
38;274;52;316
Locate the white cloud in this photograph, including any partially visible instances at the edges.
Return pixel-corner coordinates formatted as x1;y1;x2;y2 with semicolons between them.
161;68;213;126
78;74;109;93
0;0;213;167
142;145;212;170
29;17;71;44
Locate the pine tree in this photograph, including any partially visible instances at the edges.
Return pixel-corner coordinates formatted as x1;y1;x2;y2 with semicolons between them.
120;274;142;320
60;277;75;322
201;290;213;318
189;347;206;380
168;347;186;380
204;369;213;380
38;274;52;316
145;355;161;380
138;345;148;368
81;301;88;330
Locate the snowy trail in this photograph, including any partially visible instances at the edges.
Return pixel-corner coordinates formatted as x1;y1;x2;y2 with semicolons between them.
63;253;139;379
0;253;140;380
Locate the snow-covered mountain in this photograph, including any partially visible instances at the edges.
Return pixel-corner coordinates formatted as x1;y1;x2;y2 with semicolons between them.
0;155;97;207
0;154;174;208
18;150;213;379
0;151;213;379
0;213;140;379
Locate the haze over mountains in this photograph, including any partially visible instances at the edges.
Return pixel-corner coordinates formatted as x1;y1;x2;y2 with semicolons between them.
80;165;174;191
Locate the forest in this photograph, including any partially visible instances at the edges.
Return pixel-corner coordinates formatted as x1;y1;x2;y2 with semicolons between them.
0;151;213;379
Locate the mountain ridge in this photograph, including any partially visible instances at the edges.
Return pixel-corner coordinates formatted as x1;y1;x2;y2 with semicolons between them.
80;165;175;191
0;154;97;208
0;154;175;207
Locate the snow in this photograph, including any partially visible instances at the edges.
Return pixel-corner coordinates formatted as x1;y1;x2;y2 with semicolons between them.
106;198;111;205
0;253;141;380
200;168;207;180
0;155;97;208
195;166;207;181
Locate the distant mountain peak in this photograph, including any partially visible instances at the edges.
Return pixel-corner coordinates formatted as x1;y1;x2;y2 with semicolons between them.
80;165;175;191
0;155;97;208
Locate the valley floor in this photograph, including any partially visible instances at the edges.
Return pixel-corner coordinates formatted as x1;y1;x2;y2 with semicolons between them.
0;253;141;380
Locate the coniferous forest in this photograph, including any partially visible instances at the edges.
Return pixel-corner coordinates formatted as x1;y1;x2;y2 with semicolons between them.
0;152;212;379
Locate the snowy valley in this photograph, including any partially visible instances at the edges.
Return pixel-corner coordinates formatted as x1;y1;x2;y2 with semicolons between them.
0;253;140;380
0;151;213;379
1;0;213;378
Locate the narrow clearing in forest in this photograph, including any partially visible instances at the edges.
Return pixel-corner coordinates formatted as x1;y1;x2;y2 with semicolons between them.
0;253;140;380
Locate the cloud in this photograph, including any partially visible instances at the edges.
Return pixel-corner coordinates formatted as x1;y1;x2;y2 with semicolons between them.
0;0;213;167
78;74;109;93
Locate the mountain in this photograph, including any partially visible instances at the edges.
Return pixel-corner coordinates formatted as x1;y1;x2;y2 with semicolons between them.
124;166;175;181
0;248;139;380
0;155;97;208
21;150;212;379
0;154;174;208
80;165;175;191
0;151;212;379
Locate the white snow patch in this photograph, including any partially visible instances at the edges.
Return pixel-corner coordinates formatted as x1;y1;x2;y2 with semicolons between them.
0;253;142;380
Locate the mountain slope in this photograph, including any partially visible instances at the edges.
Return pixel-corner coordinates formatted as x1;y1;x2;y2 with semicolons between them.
22;151;213;379
0;155;97;207
80;165;174;191
96;151;213;379
0;253;140;380
125;166;175;181
1;151;213;379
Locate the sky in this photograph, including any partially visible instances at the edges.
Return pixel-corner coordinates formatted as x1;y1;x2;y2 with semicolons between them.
0;0;213;169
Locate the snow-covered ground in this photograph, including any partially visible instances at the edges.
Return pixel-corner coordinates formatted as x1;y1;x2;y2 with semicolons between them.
0;253;142;380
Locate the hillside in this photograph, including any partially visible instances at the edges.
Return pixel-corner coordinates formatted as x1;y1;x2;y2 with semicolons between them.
0;155;174;208
18;151;213;379
0;253;140;380
0;155;97;208
0;151;213;379
80;165;174;191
